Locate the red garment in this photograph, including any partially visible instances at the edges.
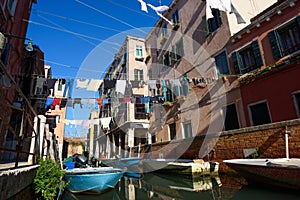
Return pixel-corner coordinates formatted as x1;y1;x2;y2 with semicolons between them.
51;98;61;109
97;98;102;108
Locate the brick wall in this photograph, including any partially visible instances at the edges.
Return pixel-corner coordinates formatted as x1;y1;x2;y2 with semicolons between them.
138;119;300;162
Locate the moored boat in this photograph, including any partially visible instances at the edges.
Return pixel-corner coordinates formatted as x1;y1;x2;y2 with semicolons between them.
64;167;124;193
101;157;142;176
141;158;219;176
223;158;300;190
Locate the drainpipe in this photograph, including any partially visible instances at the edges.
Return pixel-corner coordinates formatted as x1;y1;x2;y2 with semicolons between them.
28;116;38;164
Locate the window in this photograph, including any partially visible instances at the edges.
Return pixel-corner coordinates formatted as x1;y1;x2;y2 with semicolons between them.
223;104;240;131
182;120;192;138
134;69;143;81
169;123;176;140
8;0;17;16
162;23;167;37
268;16;300;60
293;91;300;118
135;96;146;119
215;51;229;75
172;9;180;24
232;40;263;74
135;45;143;58
171;38;184;63
202;9;222;36
249;101;271;126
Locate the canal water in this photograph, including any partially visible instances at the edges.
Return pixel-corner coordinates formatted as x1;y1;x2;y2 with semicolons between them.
60;173;300;200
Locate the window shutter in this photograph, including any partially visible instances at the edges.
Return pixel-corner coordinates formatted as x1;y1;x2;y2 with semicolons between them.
202;16;209;36
232;52;241;74
267;30;282;60
251;40;263;67
178;38;184;58
140;69;144;81
134;69;138;80
216;9;222;27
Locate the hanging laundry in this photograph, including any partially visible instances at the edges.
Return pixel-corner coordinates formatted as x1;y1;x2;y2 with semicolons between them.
73;98;83;108
60;98;68;109
115;80;127;95
137;0;148;13
104;79;116;90
147;3;173;25
123;97;131;103
206;0;245;24
44;97;54;109
102;98;109;106
76;79;89;89
100;117;112;130
86;79;103;91
46;79;57;90
147;80;157;89
66;99;74;107
63;78;74;98
51;98;61;109
96;98;102;107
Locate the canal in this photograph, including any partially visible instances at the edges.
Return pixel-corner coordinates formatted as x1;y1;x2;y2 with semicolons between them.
59;173;300;200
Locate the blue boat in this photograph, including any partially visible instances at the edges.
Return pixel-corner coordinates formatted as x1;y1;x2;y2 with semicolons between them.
101;157;142;175
64;167;124;193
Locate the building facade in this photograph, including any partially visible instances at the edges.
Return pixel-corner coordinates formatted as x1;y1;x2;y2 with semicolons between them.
227;0;300;127
96;36;149;159
0;0;44;162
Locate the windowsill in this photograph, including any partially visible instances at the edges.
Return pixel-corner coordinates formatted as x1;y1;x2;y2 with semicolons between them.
135;57;144;62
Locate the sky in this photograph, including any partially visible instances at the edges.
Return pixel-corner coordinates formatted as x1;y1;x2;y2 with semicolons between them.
26;0;173;137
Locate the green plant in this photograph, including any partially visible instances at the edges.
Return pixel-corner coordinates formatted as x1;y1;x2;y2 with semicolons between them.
33;158;67;200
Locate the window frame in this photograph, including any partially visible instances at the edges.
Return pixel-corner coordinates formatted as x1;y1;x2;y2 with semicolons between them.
232;40;264;74
135;45;143;58
168;123;176;140
292;90;300;118
172;9;180;24
268;16;300;60
222;103;240;131
182;120;192;139
214;50;230;76
248;100;272;126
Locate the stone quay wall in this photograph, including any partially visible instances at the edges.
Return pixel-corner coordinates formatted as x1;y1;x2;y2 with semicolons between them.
137;119;300;170
0;165;38;199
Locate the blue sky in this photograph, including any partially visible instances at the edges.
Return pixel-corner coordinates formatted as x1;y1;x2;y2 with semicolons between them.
27;0;172;79
26;0;173;137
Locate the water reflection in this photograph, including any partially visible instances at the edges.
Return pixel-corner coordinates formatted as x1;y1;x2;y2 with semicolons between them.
61;173;300;200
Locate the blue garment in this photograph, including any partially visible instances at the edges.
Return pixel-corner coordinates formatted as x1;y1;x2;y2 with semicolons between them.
45;97;54;109
102;98;109;105
63;79;74;98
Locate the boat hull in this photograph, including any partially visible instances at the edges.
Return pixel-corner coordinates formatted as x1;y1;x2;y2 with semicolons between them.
223;158;300;190
64;167;124;193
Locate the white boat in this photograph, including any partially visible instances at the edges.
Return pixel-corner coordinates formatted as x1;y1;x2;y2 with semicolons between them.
223;158;300;190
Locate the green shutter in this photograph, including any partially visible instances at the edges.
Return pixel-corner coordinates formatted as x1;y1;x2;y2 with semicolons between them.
140;69;144;80
134;69;138;80
251;40;263;67
267;30;282;60
202;16;209;36
232;52;241;74
178;38;184;58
